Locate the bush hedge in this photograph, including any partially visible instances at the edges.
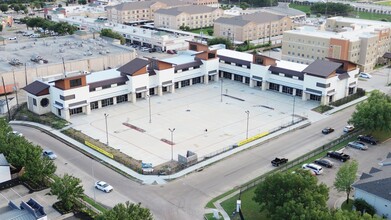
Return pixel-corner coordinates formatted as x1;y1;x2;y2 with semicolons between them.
330;88;365;107
353;198;376;216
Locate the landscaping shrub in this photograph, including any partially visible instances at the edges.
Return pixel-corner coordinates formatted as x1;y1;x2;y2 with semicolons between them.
330;88;365;107
353;198;376;216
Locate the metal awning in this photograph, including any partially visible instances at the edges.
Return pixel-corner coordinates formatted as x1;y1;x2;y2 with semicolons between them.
252;76;263;82
304;90;323;96
53;103;64;109
69;103;88;109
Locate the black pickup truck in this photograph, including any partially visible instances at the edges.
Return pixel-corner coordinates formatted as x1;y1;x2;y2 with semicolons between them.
327;151;350;162
271;157;288;167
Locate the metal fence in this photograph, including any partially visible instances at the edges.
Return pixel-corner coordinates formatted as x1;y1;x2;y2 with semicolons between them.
237;129;362;193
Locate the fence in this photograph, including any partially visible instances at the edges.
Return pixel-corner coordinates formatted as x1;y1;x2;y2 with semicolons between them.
236;129;362;194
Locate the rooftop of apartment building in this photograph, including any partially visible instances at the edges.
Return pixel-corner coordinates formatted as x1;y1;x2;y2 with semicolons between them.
155;5;220;16
215;11;286;26
106;0;190;10
285;25;381;41
328;16;391;28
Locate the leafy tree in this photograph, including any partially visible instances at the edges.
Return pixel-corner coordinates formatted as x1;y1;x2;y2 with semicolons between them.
207;29;213;36
349;90;391;132
207;37;233;49
310;2;354;16
78;0;87;5
100;28;125;44
0;25;2;32
50;174;84;212
23;147;56;185
253;169;329;219
334;160;358;204
13;5;20;13
32;1;42;9
97;201;153;220
354;198;376;216
0;4;8;13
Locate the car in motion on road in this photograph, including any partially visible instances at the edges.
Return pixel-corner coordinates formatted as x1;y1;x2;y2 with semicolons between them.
302;163;323;175
314;158;333;168
347;141;368;150
42;150;57;160
357;135;377;145
8;131;23;137
343;125;355;133
358;72;372;79
8;36;17;40
327;151;350;162
322;127;334;134
271;157;288;167
95;181;113;193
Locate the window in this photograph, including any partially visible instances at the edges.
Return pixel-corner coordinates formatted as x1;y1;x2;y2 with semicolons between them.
316;82;330;88
90;101;99;110
70;78;82;88
69;107;83;115
101;98;114;107
33;98;37;106
40;98;49;107
60;94;75;101
116;95;128;103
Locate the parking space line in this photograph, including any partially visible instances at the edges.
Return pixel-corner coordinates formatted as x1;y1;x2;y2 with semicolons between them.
0;192;9;202
11;188;22;198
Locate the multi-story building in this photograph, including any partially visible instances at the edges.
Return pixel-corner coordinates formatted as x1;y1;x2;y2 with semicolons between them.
213;12;293;42
282;17;391;72
188;0;218;7
23;42;359;120
106;0;189;24
154;5;223;29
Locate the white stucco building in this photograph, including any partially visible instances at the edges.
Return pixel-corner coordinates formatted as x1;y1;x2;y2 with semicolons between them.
23;41;359;120
0;154;11;184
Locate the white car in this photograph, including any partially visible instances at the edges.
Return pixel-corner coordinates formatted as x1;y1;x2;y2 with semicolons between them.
9;131;23;137
95;181;113;193
8;36;17;40
343;125;355;133
141;47;150;52
359;72;372;79
302;163;323;175
43;150;57;160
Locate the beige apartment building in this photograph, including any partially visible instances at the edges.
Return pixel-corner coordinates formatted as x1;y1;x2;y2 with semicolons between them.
213;12;293;42
154;5;223;29
106;0;189;24
282;17;391;72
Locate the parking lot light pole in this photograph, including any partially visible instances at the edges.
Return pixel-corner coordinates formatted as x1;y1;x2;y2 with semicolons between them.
245;110;250;139
146;95;152;123
220;78;223;102
104;113;109;146
292;95;296;125
168;128;175;161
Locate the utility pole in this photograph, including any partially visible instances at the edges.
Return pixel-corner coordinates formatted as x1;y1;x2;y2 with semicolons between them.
12;69;19;107
24;63;28;86
2;77;11;120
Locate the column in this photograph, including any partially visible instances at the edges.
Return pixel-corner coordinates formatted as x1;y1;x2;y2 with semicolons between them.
292;88;296;96
302;92;307;101
64;109;70;121
157;86;163;96
231;74;234;80
131;93;137;103
204;75;209;84
113;97;117;105
98;100;102;108
189;79;193;86
242;77;246;84
215;74;219;82
261;81;267;91
279;85;282;93
249;79;254;88
171;85;175;93
320;95;327;105
127;93;132;102
86;104;91;114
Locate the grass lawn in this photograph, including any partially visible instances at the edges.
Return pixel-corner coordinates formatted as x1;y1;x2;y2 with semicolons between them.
289;3;311;14
372;130;391;142
82;195;107;213
221;187;268;220
341;199;354;211
354;11;391;21
205;212;223;220
189;27;213;36
375;1;391;6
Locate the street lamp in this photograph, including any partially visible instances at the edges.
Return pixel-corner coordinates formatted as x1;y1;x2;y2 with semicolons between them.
220;78;223;102
245;110;250;139
168;128;175;161
104;113;109;146
292;95;296;125
146;94;151;123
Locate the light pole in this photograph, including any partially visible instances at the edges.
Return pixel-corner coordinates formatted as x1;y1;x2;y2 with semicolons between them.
104;113;109;146
245;110;250;139
292;95;296;125
168;128;175;161
220;78;223;102
92;161;96;203
146;94;151;123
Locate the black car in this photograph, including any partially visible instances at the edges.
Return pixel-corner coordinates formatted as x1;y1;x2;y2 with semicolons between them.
271;157;288;167
357;135;377;145
314;158;334;168
322;127;334;134
327;151;350;162
149;48;157;53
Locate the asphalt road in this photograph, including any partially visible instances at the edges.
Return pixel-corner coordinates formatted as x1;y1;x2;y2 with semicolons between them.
11;104;355;219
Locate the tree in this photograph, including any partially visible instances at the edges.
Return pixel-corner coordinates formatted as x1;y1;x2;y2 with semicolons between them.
334;160;358;204
13;5;20;13
97;201;153;220
207;37;233;49
50;174;84;212
0;4;8;13
78;0;87;5
207;29;213;36
253;169;329;219
348;90;391;132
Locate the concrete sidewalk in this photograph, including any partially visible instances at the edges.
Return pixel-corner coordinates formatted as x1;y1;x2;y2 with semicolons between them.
10;119;310;185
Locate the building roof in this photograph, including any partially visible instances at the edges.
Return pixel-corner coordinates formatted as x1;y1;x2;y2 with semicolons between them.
0;154;8;166
155;5;219;16
302;60;342;78
383;52;391;59
117;58;150;76
215;11;286;26
353;162;391;202
269;66;304;79
262;4;306;17
23;81;50;96
106;1;156;11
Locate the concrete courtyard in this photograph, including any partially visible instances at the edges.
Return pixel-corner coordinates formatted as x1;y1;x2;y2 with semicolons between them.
70;80;325;166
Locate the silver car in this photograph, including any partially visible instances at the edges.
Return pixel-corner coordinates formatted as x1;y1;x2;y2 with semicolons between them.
347;141;368;150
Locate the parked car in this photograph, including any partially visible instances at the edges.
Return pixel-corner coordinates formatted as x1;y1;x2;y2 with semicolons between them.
43;150;57;160
322;127;334;134
167;50;177;54
271;48;281;52
314;158;333;168
271;157;288;167
302;163;323;175
149;48;157;53
29;34;41;38
95;181;113;193
327;151;350;162
343;125;355;133
141;47;150;52
347;141;368;150
8;36;17;40
359;72;372;79
357;135;377;145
